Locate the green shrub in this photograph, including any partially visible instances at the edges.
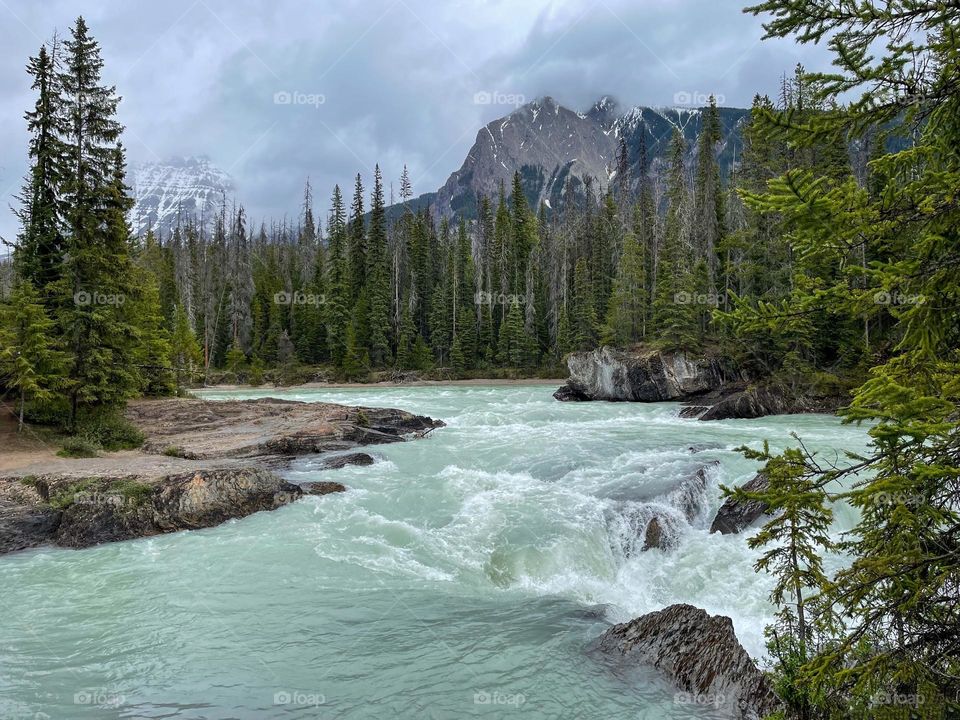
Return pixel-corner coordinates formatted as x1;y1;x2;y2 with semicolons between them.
74;408;145;451
57;436;100;458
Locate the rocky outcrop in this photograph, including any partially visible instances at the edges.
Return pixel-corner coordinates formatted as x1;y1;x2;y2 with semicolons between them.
556;346;844;421
130;398;442;459
0;398;444;555
697;384;835;421
1;468;304;551
556;347;732;403
0;480;62;555
597;604;781;720
710;473;770;535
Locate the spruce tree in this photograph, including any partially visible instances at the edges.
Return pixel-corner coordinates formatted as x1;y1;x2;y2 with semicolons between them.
0;281;65;431
52;20;143;423
15;40;66;296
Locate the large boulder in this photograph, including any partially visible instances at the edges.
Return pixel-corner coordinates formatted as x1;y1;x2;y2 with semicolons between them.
597;604;781;720
710;472;770;535
556;347;732;403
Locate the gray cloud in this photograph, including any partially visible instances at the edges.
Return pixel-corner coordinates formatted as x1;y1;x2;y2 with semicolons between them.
0;0;831;241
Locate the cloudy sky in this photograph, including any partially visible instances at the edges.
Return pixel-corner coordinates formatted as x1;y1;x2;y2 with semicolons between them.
0;0;831;241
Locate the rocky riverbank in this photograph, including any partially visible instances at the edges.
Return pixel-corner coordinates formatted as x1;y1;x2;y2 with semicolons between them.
0;397;443;555
554;346;844;420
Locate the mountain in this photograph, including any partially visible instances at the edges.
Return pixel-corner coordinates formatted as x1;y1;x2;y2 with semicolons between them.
130;156;235;238
402;96;749;219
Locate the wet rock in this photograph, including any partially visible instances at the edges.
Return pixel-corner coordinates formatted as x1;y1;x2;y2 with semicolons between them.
679;405;709;419
710;472;770;535
553;383;590;401
664;464;716;524
557;346;733;402
320;452;374;470
0;480;61;554
642;516;665;550
301;481;347;496
687;443;722;453
597;603;781;720
698;383;842;421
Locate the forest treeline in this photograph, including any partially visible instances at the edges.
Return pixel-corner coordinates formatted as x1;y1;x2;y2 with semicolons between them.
1;3;958;717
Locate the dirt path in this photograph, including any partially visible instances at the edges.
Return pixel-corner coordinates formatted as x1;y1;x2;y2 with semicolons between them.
0;405;59;473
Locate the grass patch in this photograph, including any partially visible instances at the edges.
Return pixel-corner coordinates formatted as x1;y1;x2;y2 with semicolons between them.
109;479;154;507
48;478;97;509
162;445;184;457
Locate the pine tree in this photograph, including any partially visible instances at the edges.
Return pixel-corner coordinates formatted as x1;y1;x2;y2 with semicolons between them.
347;173;366;300
0;281;65;431
365;165;392;366
324;185;349;363
602;229;646;347
131;268;174;396
15;39;66;296
735;1;960;713
170;302;201;394
572;258;598;350
56;19;139;423
652;129;699;349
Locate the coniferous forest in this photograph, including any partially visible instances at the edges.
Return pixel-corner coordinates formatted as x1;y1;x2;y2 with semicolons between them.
1;2;959;718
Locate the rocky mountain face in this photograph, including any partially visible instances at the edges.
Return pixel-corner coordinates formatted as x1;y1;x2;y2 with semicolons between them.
418;96;749;219
130;156;235;238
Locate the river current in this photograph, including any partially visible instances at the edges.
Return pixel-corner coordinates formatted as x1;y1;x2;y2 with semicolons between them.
0;384;872;719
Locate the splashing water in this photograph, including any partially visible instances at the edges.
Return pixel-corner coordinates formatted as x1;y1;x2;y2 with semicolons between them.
0;384;872;719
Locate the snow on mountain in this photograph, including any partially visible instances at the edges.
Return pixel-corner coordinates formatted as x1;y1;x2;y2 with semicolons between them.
424;96;749;219
130;156;235;238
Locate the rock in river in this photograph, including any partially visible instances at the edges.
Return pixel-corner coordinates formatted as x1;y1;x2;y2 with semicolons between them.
597;604;781;720
710;472;771;535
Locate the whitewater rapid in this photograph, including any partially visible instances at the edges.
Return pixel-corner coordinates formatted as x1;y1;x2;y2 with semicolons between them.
0;384;871;719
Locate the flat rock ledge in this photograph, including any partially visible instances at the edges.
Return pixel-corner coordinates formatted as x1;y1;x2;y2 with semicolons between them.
0;398;442;555
597;604;781;720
